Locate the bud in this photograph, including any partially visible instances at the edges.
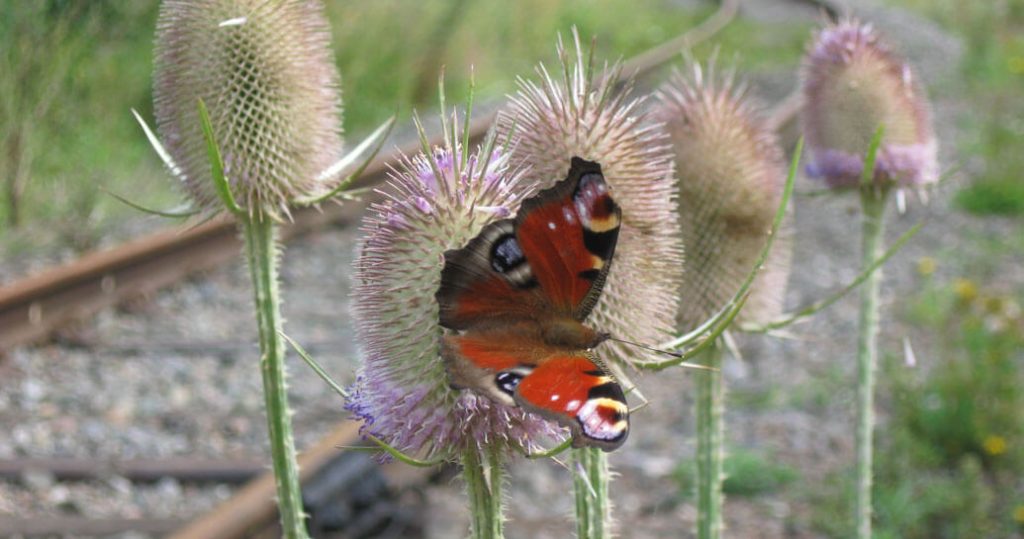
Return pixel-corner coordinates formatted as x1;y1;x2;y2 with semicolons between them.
153;0;344;218
801;19;937;189
346;122;560;460
497;31;683;369
656;61;792;328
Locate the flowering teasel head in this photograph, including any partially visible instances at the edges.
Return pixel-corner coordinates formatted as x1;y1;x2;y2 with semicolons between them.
153;0;344;219
346;116;562;461
801;19;938;190
656;61;792;329
497;30;683;370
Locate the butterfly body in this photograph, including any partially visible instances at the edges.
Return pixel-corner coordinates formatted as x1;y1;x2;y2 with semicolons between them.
436;157;629;451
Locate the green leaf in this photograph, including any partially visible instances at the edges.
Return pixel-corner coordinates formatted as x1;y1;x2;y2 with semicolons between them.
102;187;199;218
297;114;396;205
742;221;924;333
196;98;243;215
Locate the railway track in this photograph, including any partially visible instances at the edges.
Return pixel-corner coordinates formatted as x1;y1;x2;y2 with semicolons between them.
0;1;836;535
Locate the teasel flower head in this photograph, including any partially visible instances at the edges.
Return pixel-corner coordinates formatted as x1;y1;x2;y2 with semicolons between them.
801;19;938;190
346;114;563;461
656;60;792;329
153;0;344;219
497;30;683;371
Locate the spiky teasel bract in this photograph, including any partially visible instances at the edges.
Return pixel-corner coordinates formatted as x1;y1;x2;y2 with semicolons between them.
801;19;937;190
497;30;683;371
656;60;792;330
347;116;562;461
153;0;344;219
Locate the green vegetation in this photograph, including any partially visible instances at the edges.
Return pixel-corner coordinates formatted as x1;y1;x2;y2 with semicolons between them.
675;449;799;498
810;276;1024;538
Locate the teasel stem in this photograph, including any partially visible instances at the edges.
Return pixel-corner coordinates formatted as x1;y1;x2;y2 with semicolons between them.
855;184;888;539
850;127;888;539
463;445;505;539
573;447;611;539
695;341;725;539
242;215;308;539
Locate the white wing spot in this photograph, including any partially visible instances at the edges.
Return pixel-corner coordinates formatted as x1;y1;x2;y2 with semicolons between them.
548;221;557;230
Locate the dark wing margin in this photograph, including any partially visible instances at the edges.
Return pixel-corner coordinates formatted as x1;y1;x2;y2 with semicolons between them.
514;157;621;321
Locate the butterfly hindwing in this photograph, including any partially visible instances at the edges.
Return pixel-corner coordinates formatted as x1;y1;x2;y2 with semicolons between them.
513;353;629;450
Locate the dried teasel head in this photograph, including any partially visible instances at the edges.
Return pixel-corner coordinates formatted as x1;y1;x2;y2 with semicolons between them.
801;19;937;190
497;30;683;370
656;60;792;329
346;114;562;460
153;0;344;219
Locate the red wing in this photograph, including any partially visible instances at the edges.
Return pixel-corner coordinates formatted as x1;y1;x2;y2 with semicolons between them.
514;353;629;451
436;157;621;329
515;157;621;320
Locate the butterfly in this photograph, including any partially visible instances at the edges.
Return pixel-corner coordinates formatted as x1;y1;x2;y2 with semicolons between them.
435;157;628;451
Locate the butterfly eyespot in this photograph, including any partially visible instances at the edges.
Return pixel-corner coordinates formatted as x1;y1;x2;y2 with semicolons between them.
490;234;525;272
495;371;524;396
489;234;537;288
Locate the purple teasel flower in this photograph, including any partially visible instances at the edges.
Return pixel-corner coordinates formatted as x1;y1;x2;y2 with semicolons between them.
801;19;938;192
347;131;565;461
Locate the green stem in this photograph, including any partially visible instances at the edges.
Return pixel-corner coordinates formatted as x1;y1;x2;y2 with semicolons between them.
695;342;725;539
855;188;888;539
463;445;504;539
573;447;611;538
242;216;308;539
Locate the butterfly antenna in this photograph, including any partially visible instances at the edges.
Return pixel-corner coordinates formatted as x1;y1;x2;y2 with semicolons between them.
606;336;718;371
628;400;651;414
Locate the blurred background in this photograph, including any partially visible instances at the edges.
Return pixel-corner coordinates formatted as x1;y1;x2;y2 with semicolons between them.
1;0;1022;537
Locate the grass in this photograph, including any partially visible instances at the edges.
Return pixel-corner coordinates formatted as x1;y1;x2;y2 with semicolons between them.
809;274;1024;538
0;0;813;260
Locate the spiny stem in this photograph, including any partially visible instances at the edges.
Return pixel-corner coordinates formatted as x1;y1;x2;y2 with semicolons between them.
242;216;308;539
573;447;611;539
855;187;888;539
463;445;504;539
487;444;504;538
695;341;725;539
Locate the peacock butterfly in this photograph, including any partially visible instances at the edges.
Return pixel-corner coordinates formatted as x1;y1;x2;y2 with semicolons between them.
435;157;629;451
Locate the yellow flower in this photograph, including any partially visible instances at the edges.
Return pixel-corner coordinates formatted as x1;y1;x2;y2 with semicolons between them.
983;435;1007;456
1014;504;1024;524
916;257;936;276
953;278;978;303
1008;56;1024;75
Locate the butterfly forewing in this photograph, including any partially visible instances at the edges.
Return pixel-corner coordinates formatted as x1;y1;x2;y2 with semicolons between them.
436;157;620;328
515;157;621;321
437;219;541;330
